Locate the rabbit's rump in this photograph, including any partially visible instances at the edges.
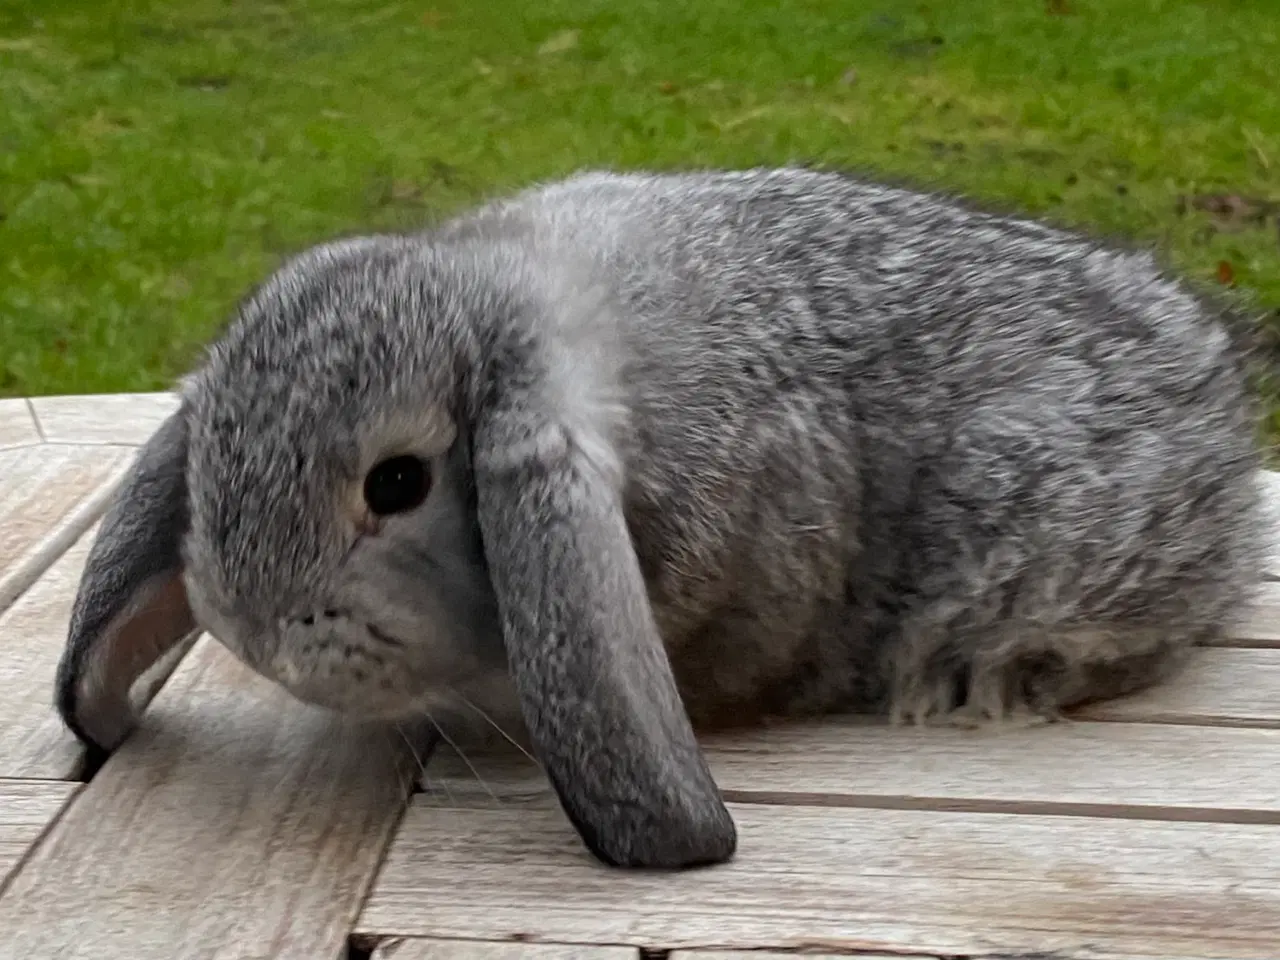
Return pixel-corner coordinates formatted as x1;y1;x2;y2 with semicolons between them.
884;399;1242;727
519;170;1266;729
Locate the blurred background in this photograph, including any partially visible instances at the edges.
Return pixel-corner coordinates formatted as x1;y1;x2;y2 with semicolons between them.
1;0;1277;445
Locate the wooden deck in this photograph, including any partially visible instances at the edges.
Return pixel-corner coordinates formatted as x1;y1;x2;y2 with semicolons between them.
2;393;1279;960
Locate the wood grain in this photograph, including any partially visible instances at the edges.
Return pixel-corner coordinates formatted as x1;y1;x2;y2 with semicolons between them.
0;444;133;613
0;400;39;450
0;530;192;780
0;537;93;779
414;715;1280;821
670;953;914;960
0;781;78;888
371;940;639;960
1073;647;1280;727
30;392;178;446
1231;582;1280;644
0;635;413;960
359;800;1280;959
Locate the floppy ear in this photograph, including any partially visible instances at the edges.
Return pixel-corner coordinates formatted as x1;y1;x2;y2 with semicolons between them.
55;405;198;765
473;414;737;869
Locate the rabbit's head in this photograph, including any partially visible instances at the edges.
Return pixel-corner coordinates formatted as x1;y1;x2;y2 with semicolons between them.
55;234;736;869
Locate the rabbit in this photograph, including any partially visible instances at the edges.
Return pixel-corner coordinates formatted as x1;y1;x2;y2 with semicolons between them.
56;167;1267;870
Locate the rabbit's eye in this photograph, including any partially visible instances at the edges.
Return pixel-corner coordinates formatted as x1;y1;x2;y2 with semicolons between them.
364;455;431;516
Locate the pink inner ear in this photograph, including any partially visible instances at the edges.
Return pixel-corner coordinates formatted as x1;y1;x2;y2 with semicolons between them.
75;573;197;751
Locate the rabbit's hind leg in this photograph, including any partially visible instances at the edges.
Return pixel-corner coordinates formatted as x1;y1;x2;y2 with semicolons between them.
888;620;1195;729
1009;624;1196;716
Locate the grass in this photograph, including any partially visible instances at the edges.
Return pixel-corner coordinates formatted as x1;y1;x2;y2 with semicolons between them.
2;0;1278;443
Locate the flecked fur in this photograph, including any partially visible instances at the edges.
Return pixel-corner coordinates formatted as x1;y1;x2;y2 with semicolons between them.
59;167;1267;866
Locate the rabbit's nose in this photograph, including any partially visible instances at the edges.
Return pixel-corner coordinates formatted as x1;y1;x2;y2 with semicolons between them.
285;608;346;628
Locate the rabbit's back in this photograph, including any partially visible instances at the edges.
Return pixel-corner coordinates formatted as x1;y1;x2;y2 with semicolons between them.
454;169;1264;723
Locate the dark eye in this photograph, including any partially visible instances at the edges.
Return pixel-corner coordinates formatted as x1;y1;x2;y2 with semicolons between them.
363;455;431;516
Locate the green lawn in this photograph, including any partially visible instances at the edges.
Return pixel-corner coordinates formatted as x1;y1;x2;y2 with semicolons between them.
2;0;1278;443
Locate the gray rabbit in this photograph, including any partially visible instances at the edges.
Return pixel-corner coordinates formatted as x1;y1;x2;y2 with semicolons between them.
57;168;1266;869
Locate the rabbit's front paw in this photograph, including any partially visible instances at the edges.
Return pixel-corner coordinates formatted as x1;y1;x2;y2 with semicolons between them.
889;664;1064;730
889;675;962;727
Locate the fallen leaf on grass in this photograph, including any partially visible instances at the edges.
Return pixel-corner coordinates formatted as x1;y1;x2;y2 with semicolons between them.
1185;193;1279;230
537;29;579;56
1046;0;1074;14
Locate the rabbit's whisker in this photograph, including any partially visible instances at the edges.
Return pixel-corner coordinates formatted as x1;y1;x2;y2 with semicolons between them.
456;692;540;767
421;708;501;806
382;726;417;800
394;721;455;805
391;740;413;798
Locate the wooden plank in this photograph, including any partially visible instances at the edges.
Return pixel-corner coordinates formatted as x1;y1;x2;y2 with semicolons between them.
0;635;414;960
0;781;79;888
671;953;915;960
359;800;1280;959
0;399;40;450
30;392;178;446
0;537;91;779
413;717;1280;821
1231;582;1280;643
1073;647;1280;727
0;444;133;613
370;941;639;960
701;719;1280;817
0;531;176;780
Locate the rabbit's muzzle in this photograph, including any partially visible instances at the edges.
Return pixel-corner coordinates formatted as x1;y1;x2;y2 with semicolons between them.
257;609;426;715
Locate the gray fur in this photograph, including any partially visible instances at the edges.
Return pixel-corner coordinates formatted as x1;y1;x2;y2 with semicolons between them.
57;167;1265;867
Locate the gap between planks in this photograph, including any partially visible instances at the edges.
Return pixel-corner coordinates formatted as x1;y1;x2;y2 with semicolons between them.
366;940;641;960
364;941;916;960
23;398;47;443
0;528;191;780
0;444;135;614
0;636;415;960
357;800;1280;960
0;399;40;449
0;780;80;893
415;711;1280;822
26;392;178;446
